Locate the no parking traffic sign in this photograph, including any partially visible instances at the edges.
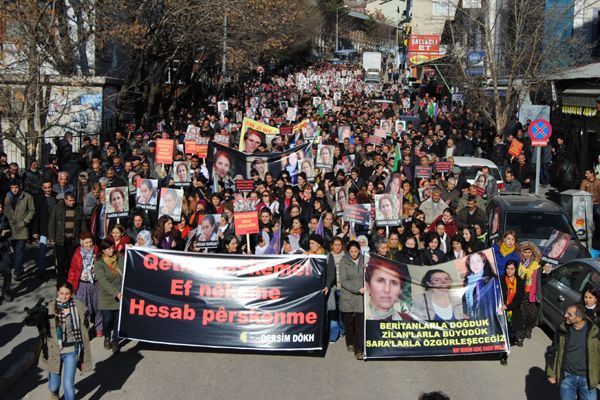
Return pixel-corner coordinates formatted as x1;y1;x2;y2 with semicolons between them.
528;119;552;147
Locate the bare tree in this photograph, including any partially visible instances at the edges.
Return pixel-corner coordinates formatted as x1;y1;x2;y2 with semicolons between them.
0;0;98;163
440;0;595;135
98;0;323;129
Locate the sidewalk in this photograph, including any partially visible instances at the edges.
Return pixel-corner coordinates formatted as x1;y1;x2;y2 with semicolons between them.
0;246;55;398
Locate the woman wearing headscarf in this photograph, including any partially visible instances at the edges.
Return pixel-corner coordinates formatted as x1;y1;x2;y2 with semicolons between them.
356;235;370;255
67;232;102;338
518;242;542;340
135;230;156;248
307;234;327;255
281;235;305;255
254;231;271;255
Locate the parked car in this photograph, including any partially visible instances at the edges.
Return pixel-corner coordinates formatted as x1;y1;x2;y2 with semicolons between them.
540;258;600;330
450;157;505;191
486;193;590;260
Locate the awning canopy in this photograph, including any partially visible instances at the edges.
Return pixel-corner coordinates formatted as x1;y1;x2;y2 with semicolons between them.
559;82;600;108
550;62;600;81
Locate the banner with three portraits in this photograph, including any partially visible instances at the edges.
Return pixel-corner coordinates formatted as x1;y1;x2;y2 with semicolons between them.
206;141;312;189
364;250;510;359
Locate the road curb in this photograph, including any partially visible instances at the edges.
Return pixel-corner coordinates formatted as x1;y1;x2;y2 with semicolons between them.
0;339;41;398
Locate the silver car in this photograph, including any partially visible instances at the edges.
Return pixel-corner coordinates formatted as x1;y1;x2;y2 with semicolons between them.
540;258;600;330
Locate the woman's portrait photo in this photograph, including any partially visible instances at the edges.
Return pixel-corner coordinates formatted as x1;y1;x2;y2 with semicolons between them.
212;150;234;181
375;194;401;225
316;145;335;170
336;187;348;216
542;230;571;263
338;125;351;143
159;188;183;221
261;108;272;119
365;255;411;320
173;161;191;184
136;178;158;207
186;214;222;251
299;158;314;180
411;268;464;321
380;119;391;133
302;122;317;138
461;251;499;320
387;172;403;195
105;187;129;216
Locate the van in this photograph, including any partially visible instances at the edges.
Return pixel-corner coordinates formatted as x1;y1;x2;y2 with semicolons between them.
450;157;505;191
486;193;590;261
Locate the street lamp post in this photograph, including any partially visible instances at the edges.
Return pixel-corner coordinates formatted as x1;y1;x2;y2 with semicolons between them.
335;5;348;53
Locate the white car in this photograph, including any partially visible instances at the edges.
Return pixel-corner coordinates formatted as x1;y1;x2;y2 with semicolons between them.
450;156;505;191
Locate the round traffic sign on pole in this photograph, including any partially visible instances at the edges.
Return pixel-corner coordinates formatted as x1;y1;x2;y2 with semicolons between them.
528;119;552;147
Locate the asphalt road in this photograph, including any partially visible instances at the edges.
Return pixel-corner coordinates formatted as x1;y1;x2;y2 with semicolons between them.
8;326;558;400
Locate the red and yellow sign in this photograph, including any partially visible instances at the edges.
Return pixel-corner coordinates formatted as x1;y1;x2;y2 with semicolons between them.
408;53;444;66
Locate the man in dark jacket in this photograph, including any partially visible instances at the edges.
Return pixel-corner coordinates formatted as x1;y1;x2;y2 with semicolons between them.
4;179;35;280
546;303;600;399
55;132;74;171
490;136;508;172
48;191;87;280
0;202;13;303
32;180;57;278
456;195;486;230
511;153;535;193
22;160;43;197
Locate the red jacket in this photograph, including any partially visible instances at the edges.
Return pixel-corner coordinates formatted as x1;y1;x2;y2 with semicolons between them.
68;245;99;293
427;215;458;238
112;236;131;255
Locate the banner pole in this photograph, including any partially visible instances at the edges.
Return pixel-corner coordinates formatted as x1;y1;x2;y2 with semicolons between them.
246;234;251;254
386;226;389;237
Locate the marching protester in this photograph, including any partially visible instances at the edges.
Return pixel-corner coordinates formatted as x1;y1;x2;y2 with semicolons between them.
39;281;93;400
94;239;124;354
546;303;600;399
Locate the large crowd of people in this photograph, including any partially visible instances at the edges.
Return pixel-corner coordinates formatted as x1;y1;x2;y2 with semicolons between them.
0;61;599;398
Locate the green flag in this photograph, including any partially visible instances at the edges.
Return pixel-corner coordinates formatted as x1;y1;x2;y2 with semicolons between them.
393;143;401;172
317;103;324;118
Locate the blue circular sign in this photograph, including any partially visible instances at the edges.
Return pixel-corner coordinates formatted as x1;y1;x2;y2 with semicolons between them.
528;119;552;141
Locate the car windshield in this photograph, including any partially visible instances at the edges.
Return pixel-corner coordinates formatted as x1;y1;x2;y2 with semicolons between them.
504;211;576;239
459;166;501;181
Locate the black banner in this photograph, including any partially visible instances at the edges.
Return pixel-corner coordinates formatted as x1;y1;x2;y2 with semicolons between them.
207;141;311;189
118;249;327;351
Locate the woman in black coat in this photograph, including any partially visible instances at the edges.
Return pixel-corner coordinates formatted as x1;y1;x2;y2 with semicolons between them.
500;260;525;347
396;235;423;265
420;232;445;266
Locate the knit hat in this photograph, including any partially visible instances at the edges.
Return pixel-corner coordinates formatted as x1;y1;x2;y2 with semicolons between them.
309;234;324;247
